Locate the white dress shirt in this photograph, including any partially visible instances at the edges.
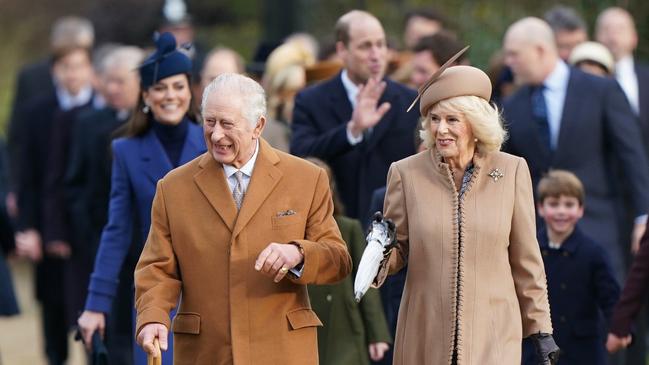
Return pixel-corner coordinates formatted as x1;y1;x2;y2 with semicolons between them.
616;56;640;116
223;140;259;195
542;60;569;150
341;70;364;145
56;84;93;111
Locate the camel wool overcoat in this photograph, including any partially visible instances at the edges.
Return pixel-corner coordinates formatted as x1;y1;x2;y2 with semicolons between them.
375;150;553;365
134;139;352;365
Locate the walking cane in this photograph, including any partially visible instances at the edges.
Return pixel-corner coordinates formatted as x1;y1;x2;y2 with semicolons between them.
147;338;162;365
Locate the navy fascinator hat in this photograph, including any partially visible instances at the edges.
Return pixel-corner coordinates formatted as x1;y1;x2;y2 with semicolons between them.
139;32;192;88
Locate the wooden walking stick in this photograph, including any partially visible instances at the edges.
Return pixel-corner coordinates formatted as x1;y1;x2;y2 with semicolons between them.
147;338;162;365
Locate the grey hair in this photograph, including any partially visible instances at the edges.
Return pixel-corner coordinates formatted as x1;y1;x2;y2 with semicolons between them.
201;73;267;127
50;16;94;50
100;46;145;75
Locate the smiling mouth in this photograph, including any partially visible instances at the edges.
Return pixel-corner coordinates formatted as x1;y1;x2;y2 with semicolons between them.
437;138;454;146
214;144;232;153
161;104;179;111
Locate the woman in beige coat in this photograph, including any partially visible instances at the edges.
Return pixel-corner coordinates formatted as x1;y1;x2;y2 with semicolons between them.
374;62;558;364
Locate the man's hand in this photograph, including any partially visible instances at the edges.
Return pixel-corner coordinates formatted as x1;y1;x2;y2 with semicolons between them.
606;333;632;353
46;240;71;258
631;222;646;254
348;77;391;138
368;342;390;361
255;243;304;282
15;229;42;261
137;323;168;356
77;310;105;351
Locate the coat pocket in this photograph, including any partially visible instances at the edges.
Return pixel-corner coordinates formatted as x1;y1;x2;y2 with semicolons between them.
272;214;302;229
286;308;323;330
172;312;201;334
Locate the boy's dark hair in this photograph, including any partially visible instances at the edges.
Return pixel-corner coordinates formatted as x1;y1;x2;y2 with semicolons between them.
412;30;465;66
537;169;585;205
404;8;446;28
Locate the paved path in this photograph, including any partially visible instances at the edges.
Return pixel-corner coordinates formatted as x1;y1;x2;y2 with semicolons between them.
0;259;85;365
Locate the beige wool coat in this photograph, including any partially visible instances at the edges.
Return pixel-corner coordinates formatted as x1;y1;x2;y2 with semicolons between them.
375;149;553;365
134;139;352;365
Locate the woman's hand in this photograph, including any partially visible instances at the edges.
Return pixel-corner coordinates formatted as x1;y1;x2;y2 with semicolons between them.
77;310;105;351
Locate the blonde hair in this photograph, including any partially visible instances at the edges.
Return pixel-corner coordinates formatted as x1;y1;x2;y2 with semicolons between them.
419;95;507;153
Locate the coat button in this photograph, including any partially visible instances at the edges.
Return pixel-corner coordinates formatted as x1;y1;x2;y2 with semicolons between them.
326;294;332;302
560;283;567;290
562;251;569;257
560;316;567;323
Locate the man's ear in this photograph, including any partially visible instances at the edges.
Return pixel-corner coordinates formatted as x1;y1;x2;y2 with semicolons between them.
253;116;266;138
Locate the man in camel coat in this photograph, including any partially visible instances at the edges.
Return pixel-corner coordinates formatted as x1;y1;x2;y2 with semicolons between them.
134;73;352;365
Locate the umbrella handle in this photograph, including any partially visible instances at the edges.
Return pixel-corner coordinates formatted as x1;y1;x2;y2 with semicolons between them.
147;338;162;365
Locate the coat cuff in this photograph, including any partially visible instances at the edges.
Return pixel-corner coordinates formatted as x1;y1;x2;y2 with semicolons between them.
136;307;171;337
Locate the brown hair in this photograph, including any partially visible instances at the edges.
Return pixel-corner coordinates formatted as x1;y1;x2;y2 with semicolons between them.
118;73;199;138
537;169;585;205
51;45;92;64
305;157;345;216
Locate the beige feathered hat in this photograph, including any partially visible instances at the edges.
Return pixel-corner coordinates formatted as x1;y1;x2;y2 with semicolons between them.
408;46;492;116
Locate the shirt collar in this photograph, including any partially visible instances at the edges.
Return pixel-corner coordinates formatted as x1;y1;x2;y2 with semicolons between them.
543;60;570;92
616;55;635;76
223;139;259;178
340;69;359;106
56;84;93;111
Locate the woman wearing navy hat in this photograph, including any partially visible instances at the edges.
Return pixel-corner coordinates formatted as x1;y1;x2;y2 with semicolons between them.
77;32;206;364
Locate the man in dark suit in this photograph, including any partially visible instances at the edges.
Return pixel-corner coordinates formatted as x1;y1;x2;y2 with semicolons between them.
596;7;649;161
291;10;419;219
502;17;649;284
7;16;93;197
14;42;95;365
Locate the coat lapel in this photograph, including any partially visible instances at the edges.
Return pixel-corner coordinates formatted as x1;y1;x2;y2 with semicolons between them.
194;154;237;232
140;129;173;184
232;139;282;238
330;74;354;126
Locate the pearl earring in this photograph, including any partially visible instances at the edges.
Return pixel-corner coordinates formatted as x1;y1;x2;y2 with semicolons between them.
143;104;150;113
474;138;478;142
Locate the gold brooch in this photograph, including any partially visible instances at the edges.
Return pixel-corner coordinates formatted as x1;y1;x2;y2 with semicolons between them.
488;168;504;182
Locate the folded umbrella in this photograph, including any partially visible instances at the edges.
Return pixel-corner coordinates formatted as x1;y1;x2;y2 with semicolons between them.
354;211;396;302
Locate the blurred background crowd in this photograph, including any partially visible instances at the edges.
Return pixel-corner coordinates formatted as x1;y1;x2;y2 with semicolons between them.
2;0;649;364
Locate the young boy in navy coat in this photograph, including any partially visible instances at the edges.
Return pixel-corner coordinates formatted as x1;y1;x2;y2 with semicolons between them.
523;170;620;365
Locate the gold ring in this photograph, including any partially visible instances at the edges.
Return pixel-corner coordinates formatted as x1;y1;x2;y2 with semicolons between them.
280;267;288;273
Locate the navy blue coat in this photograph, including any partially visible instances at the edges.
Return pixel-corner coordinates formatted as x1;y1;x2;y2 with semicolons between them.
502;67;649;281
523;227;619;365
290;73;419;219
85;121;205;313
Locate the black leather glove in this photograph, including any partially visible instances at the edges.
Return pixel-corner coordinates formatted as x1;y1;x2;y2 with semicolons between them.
530;332;560;365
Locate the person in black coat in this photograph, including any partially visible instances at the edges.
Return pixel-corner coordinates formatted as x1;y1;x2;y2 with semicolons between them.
13;43;94;365
290;10;419;219
523;170;619;365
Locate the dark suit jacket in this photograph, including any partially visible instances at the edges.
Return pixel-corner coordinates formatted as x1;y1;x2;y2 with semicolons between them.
522;227;619;365
7;59;55;190
290;73;419;219
503;66;649;280
610;229;649;337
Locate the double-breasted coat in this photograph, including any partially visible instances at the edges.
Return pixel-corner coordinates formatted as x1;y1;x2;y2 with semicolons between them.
375;150;553;365
135;139;352;365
